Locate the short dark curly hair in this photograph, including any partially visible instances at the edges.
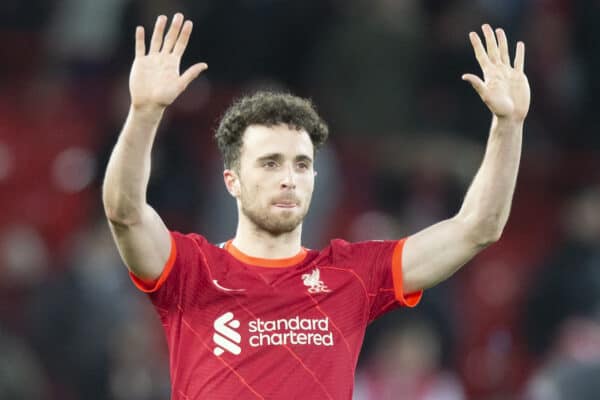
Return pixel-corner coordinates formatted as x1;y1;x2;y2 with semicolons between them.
215;91;329;170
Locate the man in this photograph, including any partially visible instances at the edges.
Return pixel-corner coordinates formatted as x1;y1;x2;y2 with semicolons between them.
102;13;530;400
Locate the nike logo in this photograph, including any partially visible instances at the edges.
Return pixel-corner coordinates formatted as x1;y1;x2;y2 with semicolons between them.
213;280;246;292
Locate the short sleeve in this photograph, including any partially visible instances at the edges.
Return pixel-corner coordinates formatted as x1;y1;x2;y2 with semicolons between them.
129;231;210;309
330;238;423;323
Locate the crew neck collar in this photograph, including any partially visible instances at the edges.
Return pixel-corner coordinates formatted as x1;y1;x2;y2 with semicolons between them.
224;240;307;268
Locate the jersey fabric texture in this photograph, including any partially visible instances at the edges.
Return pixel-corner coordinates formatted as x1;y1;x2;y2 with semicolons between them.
130;231;423;400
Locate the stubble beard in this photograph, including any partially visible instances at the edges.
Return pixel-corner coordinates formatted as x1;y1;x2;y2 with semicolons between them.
241;201;307;236
239;188;309;236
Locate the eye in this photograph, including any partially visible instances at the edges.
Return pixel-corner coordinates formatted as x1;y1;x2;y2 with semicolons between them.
296;162;309;170
263;160;278;169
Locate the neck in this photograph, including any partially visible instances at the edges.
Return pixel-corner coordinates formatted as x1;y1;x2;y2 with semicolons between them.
232;213;303;259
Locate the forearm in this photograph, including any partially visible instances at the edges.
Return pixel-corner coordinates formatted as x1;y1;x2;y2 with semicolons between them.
102;105;165;224
457;115;523;243
402;25;529;292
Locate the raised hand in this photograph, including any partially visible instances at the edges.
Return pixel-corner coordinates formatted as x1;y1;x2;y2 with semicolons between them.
462;24;530;121
129;13;207;110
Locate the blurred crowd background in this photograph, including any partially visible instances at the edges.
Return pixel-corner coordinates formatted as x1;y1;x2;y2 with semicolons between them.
1;0;599;399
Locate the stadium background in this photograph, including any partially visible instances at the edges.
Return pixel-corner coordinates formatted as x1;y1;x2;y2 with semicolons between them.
1;0;599;399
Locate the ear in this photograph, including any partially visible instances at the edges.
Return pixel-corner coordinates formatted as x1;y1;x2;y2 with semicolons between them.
223;169;241;197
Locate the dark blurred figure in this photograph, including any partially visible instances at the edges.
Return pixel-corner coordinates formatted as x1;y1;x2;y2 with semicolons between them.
0;328;47;399
573;0;600;148
182;0;337;88
0;0;54;83
25;219;169;400
525;319;600;400
523;186;600;356
354;314;464;400
308;0;424;135
523;186;600;399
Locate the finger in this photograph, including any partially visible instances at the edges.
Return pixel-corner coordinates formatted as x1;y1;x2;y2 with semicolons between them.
496;28;510;65
482;24;500;63
179;63;208;89
514;41;525;72
173;20;193;57
135;26;145;57
469;32;490;71
462;73;486;97
149;15;167;53
162;13;184;53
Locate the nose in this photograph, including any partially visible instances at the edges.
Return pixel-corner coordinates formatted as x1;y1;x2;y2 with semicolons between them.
280;165;296;190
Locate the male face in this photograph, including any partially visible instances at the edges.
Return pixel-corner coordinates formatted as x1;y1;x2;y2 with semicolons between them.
226;124;316;236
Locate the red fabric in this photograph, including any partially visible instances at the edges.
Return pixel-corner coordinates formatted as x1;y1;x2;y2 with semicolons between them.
130;235;177;293
130;231;422;399
392;239;423;307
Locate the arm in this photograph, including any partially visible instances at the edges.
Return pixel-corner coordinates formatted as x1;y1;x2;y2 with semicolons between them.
402;24;530;293
102;13;207;280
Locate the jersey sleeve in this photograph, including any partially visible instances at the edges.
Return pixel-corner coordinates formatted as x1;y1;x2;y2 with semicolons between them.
330;238;423;323
129;231;211;310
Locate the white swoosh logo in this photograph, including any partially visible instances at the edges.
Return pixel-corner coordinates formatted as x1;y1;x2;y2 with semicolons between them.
213;280;246;292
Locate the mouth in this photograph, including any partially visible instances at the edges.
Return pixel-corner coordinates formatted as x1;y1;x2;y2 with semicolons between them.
273;202;298;209
272;199;299;208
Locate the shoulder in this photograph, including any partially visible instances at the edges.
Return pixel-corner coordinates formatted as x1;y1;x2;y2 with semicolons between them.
171;230;206;244
310;238;399;265
322;238;398;254
170;231;232;260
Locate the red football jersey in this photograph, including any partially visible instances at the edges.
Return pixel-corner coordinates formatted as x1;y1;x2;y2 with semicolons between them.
130;231;423;399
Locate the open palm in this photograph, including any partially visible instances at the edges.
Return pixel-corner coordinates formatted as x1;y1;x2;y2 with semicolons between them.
463;25;530;121
130;14;207;109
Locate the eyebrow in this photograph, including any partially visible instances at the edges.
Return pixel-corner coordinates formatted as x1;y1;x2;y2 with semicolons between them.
256;153;313;164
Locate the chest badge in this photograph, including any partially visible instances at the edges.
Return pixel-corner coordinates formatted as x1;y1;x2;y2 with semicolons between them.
302;268;331;294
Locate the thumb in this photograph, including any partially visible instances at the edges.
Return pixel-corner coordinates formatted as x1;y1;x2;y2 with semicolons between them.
180;62;208;89
462;73;486;97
